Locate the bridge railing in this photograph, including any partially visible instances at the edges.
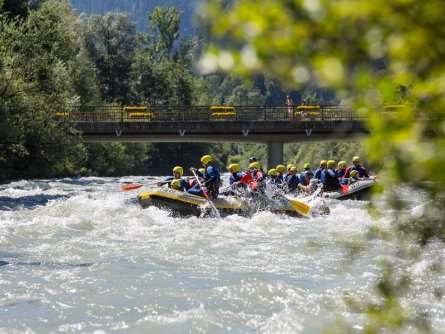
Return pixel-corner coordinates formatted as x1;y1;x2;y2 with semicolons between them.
56;105;406;123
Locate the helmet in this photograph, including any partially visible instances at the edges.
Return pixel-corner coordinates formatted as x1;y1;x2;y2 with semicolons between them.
276;164;285;173
286;164;294;171
352;156;360;162
228;163;240;173
198;168;205;173
327;160;336;168
171;179;181;188
290;166;298;173
249;157;257;163
249;162;261;170
172;166;183;177
350;170;359;178
320;160;327;166
338;161;346;169
201;155;212;164
268;168;278;177
303;163;311;170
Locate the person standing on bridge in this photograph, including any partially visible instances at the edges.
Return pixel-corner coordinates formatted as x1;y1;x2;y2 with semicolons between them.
286;95;294;119
189;155;221;199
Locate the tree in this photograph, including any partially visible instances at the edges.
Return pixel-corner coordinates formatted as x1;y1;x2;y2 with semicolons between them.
201;0;445;331
83;12;138;103
148;6;180;59
0;0;89;180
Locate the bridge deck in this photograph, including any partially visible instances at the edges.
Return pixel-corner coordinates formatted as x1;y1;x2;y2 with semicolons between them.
56;105;410;143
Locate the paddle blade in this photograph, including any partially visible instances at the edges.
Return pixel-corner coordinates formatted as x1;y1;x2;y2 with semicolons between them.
240;174;253;185
121;183;143;191
341;184;349;194
288;198;311;216
250;181;258;191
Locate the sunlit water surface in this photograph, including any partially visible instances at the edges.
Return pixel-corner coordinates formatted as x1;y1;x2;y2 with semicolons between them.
0;177;444;333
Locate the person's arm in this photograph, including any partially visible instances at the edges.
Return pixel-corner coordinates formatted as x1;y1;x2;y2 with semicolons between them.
157;176;173;186
342;166;352;179
362;167;369;178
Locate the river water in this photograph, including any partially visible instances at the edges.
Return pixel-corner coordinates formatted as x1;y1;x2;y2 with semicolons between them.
0;176;444;333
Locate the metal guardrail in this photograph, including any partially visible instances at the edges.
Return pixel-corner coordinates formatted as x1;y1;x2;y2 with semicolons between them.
53;105;416;123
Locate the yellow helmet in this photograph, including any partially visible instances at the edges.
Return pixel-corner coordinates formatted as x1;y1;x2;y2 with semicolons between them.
198;168;205;173
268;168;278;177
249;162;261;170
228;163;240;173
352;156;360;162
320;160;327;166
290;166;298;173
276;164;285;173
338;161;346;169
286;163;294;171
201;155;212;164
171;179;181;188
172;166;183;177
327;160;336;168
303;163;311;169
350;170;359;178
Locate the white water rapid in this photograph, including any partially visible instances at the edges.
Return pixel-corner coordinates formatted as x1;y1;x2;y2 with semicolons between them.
0;177;444;333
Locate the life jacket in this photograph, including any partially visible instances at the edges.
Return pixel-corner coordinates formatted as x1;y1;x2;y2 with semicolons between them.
251;171;264;182
229;172;244;185
287;174;299;191
344;165;369;178
314;168;324;180
204;165;220;199
337;169;346;179
179;179;190;191
323;169;341;191
299;170;314;185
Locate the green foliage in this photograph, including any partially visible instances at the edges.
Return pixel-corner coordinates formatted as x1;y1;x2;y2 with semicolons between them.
83;12;138;103
70;0;200;36
0;0;88;181
148;6;180;58
201;0;445;331
84;143;149;176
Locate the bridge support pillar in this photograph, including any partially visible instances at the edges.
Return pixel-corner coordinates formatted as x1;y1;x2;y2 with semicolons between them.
267;141;283;170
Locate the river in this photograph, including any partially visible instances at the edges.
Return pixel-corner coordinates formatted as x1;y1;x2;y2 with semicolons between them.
0;176;444;333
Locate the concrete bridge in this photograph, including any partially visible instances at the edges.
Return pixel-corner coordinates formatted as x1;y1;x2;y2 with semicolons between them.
57;104;403;168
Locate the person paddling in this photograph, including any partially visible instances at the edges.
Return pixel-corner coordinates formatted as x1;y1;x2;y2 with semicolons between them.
341;169;360;185
286;166;300;193
337;161;347;179
284;164;294;183
314;160;327;181
322;160;341;192
228;163;245;187
276;164;286;181
157;166;190;191
299;163;313;185
189;155;221;199
343;156;369;179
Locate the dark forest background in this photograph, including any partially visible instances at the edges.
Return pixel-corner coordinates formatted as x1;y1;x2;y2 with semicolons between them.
0;0;364;181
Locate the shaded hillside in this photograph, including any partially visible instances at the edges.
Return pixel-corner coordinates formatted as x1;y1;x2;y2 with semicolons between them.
70;0;203;34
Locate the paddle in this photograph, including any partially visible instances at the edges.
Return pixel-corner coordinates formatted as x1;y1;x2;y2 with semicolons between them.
121;181;159;191
191;169;220;218
121;183;144;191
341;184;349;194
240;173;253;185
241;173;310;216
